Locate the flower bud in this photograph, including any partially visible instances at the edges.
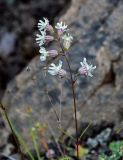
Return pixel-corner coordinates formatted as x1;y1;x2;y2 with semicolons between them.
46;24;54;33
45;35;54;42
57;29;64;37
62;33;73;50
78;67;88;76
63;40;71;50
58;69;67;78
48;50;58;58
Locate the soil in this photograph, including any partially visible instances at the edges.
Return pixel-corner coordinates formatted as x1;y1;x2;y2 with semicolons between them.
0;122;123;160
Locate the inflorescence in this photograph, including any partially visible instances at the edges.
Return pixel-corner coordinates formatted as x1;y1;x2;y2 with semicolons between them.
36;18;96;78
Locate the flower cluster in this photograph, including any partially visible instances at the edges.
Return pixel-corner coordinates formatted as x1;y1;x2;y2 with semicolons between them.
36;18;56;61
36;18;96;78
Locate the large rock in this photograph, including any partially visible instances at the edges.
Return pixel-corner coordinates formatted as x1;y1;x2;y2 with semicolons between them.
0;0;70;99
2;0;123;148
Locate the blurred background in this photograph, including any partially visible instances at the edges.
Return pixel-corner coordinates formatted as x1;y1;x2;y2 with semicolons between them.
0;0;70;99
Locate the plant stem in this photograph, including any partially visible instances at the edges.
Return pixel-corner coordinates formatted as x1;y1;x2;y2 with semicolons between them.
48;122;64;156
0;103;24;160
79;122;91;141
57;40;79;159
64;55;79;159
31;129;42;160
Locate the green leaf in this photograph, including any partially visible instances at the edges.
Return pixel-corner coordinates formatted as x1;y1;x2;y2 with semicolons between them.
98;154;108;160
109;141;123;155
59;156;72;160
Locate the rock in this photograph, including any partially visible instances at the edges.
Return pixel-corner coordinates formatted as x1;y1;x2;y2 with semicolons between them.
0;0;70;99
2;0;123;149
0;32;16;57
87;138;98;149
87;128;112;149
0;113;10;153
0;154;27;160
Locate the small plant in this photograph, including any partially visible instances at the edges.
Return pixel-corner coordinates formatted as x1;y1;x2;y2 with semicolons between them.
99;141;123;160
0;17;96;160
35;17;96;159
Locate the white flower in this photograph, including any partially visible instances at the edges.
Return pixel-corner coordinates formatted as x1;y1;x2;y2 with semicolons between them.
39;47;48;61
62;33;73;41
39;48;58;61
62;33;73;49
78;58;96;77
37;18;49;31
55;22;68;36
48;60;63;76
48;60;67;78
36;31;46;46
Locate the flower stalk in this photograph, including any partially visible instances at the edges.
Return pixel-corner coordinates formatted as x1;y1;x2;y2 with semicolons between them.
60;48;79;159
55;37;79;158
0;103;24;160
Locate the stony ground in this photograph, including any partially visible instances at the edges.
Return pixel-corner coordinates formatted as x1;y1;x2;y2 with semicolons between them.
1;0;123;159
